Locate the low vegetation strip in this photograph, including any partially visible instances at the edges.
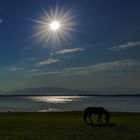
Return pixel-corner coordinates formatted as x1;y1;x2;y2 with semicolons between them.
0;112;139;140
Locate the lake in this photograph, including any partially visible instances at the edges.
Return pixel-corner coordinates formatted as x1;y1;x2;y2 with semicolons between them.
0;96;139;112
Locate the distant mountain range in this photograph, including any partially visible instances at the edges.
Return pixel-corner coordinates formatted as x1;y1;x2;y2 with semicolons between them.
6;87;93;96
0;86;140;96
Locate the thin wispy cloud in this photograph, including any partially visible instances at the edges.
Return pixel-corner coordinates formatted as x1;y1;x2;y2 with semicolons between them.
65;59;140;75
25;46;29;51
37;59;60;66
30;59;140;76
29;71;62;76
0;19;2;24
29;58;37;61
28;69;39;73
51;48;85;56
10;67;24;71
109;41;140;51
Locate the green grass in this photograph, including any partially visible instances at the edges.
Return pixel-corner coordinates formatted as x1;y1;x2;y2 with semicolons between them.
0;112;139;140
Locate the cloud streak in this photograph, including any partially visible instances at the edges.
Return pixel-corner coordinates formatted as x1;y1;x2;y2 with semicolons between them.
10;67;24;71
109;41;140;51
0;19;2;24
29;71;62;76
37;59;60;66
64;59;140;75
30;59;140;76
28;69;39;73
51;48;85;56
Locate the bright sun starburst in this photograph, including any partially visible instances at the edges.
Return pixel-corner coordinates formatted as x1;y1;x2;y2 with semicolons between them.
30;6;76;47
50;21;60;31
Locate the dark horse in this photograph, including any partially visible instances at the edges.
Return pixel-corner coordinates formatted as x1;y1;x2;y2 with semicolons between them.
84;107;110;124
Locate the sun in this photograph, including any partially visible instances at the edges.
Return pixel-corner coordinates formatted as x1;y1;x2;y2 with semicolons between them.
30;6;76;46
50;21;60;31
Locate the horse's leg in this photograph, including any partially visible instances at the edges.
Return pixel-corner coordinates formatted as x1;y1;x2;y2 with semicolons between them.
100;114;102;123
97;115;100;123
97;114;102;123
88;113;93;124
84;112;87;123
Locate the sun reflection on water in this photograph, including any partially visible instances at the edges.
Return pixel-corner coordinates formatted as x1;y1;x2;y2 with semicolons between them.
30;96;84;104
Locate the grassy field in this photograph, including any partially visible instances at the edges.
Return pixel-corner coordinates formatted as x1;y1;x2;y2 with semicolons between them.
0;112;139;140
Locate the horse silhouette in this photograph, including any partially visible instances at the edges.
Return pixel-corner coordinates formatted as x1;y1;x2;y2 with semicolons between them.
84;107;110;124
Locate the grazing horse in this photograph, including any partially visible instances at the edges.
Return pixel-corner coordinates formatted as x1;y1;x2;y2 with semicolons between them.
84;107;110;124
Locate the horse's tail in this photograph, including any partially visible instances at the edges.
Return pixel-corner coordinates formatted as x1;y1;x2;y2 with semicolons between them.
84;109;87;123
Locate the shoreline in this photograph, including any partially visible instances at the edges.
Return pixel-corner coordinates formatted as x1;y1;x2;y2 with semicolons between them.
0;111;139;114
0;94;140;97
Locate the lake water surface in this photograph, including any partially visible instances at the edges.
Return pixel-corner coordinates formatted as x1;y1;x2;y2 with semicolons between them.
0;96;139;112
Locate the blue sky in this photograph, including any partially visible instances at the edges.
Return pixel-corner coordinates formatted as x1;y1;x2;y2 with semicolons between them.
0;0;140;93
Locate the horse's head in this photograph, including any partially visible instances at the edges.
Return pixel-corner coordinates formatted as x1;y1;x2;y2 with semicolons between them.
105;113;110;123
